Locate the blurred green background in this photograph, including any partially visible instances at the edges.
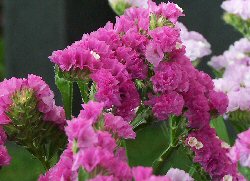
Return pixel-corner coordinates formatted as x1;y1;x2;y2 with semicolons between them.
0;0;243;180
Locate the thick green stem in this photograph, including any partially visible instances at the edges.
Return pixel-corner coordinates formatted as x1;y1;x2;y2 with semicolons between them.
152;116;181;174
152;143;180;174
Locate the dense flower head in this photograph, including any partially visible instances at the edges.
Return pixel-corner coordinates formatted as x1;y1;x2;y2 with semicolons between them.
146;92;184;120
46;2;234;180
148;1;184;24
209;38;250;70
212;48;250;112
229;128;250;168
177;22;211;61
187;126;244;181
166;168;194;181
0;75;66;128
221;0;250;20
0;75;66;168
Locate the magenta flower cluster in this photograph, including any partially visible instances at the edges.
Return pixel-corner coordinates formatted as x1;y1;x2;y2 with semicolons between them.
0;75;66;166
39;101;193;181
47;1;241;180
187;126;245;181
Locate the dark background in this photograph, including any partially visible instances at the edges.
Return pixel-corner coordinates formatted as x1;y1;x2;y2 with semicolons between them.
4;0;241;103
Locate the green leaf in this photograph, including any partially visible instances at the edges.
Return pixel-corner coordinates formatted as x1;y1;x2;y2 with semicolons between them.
55;67;73;119
228;110;250;133
126;122;169;167
239;165;250;180
210;116;230;144
125;121;209;180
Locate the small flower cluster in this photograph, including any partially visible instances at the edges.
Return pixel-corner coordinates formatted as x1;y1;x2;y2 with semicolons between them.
187;126;245;181
39;101;193;181
0;127;10;166
221;0;250;20
209;38;250;112
177;22;211;62
0;74;66;127
229;128;250;168
209;38;250;71
0;74;66;166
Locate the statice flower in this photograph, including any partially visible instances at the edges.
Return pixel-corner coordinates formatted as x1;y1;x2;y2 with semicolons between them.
229;128;250;168
177;22;211;61
0;75;66;127
187;126;244;181
0;145;11;166
146;92;184;121
221;0;250;20
0;75;66;167
209;38;250;71
166;168;194;181
108;0;148;16
213;63;250;112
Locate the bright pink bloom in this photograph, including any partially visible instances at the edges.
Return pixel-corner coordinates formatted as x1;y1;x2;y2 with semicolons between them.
104;113;136;139
38;148;76;181
146;92;184;120
0;145;11;166
229;128;250;168
166;168;194;181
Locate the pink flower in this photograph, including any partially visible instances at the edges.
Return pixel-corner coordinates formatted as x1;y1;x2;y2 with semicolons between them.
146;92;184;120
0;145;11;166
166;168;194;181
149;1;184;23
132;166;153;181
104;113;136;139
65;118;98;148
0;127;7;145
88;175;116;181
146;27;180;67
187;126;243;180
91;69;121;108
208;90;228;114
177;22;211;61
97;131;116;152
79;101;104;123
151;62;189;93
39;148;75;181
73;148;102;172
229;128;250;168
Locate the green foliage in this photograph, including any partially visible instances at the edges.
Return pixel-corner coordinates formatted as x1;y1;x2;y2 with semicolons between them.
229;110;250;133
223;13;250;39
55;66;73;119
109;0;131;16
239;165;250;180
211;116;231;144
0;143;44;181
126;119;210;180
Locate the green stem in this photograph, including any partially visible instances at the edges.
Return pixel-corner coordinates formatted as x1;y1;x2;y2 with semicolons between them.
152;144;180;174
153;116;180;174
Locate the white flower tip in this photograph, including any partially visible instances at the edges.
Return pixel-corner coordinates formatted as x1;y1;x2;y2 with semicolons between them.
223;175;233;181
90;51;101;60
188;137;198;147
195;142;203;150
